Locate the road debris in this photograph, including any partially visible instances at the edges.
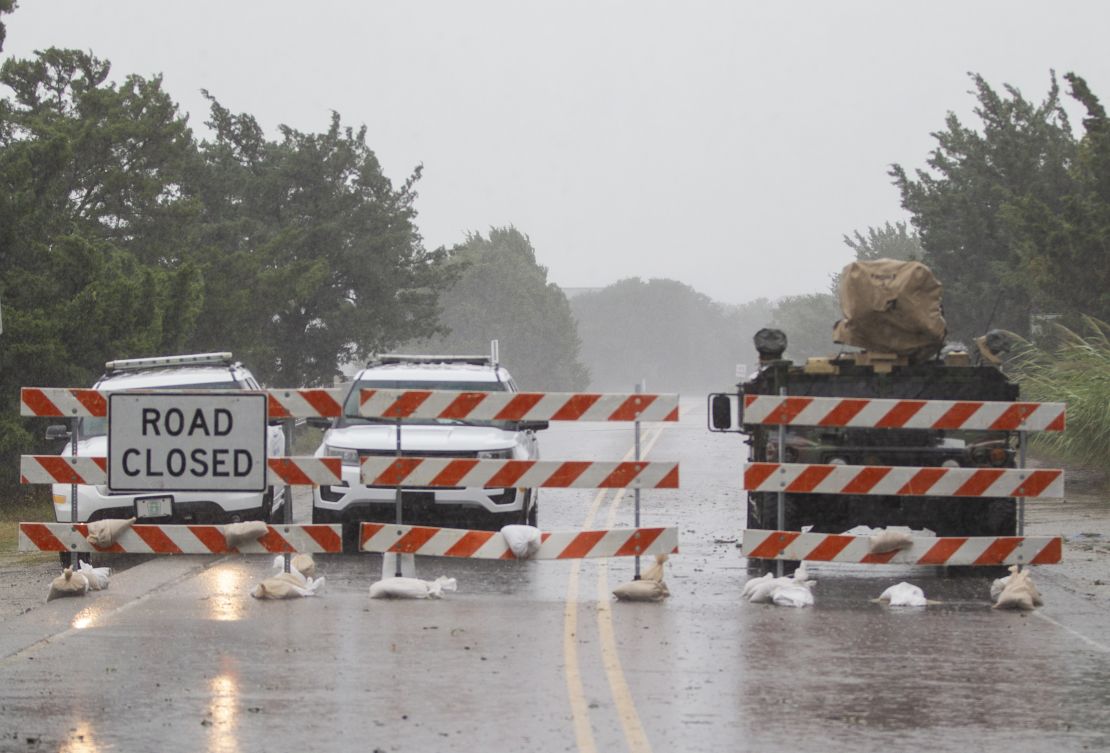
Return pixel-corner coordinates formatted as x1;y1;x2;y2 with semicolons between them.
47;567;89;602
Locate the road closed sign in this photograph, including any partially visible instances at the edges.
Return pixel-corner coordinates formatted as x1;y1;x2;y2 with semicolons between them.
108;392;268;492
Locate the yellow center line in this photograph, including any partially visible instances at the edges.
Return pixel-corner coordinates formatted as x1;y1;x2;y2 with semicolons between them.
595;425;667;753
562;422;667;753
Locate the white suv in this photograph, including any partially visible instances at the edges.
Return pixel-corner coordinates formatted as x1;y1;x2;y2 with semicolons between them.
311;355;546;535
48;353;286;524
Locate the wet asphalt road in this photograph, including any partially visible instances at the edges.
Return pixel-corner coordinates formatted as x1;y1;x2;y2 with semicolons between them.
1;401;1108;753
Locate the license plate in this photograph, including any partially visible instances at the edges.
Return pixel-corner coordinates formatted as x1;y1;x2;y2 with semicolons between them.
135;495;173;519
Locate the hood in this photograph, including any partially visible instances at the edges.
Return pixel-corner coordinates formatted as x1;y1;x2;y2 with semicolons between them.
67;436;108;457
319;424;519;454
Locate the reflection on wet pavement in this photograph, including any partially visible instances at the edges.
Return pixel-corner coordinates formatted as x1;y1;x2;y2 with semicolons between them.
208;658;240;753
202;565;247;622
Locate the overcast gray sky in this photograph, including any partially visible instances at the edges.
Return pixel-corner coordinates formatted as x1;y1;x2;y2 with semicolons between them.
4;1;1109;304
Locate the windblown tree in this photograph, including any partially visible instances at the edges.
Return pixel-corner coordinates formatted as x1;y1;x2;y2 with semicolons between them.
187;95;450;386
891;73;1077;344
842;221;923;263
0;48;453;493
0;0;15;53
1004;74;1110;326
412;227;588;391
0;49;203;490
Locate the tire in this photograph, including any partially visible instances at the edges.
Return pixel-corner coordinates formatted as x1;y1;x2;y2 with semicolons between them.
521;490;538;527
60;551;91;568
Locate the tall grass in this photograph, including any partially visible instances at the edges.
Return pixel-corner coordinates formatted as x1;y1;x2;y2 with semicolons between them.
1007;316;1110;467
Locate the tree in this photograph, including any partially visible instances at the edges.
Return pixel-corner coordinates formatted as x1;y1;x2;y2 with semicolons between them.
0;49;203;491
1004;74;1110;325
412;227;588;391
186;95;452;387
0;1;14;53
843;221;923;263
891;73;1077;345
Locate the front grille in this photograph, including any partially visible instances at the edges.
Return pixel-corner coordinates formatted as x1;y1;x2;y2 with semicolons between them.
357;449;480;459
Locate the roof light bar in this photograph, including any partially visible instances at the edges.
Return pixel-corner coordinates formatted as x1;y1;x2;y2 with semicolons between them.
105;352;234;372
367;353;493;367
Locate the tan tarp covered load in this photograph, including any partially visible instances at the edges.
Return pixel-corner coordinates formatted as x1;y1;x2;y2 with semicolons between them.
832;259;946;360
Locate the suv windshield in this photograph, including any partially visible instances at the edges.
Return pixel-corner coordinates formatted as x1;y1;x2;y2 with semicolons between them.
78;380;245;439
339;379;510;427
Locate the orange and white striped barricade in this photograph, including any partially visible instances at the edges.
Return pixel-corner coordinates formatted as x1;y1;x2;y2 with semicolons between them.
20;456;107;485
357;389;679;423
739;392;1068;568
743;463;1064;499
18;384;682;571
19;522;343;555
741;529;1063;567
358;458;679;489
19;455;682;491
20;456;344;487
21;386;682;423
360;523;679;560
741;395;1066;433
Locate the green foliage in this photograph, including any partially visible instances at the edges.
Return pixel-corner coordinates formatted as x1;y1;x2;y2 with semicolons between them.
0;48;453;495
1003;74;1110;326
412;227;588;391
892;73;1077;344
187;96;449;386
843;221;923;263
571;278;770;392
1007;318;1110;467
0;1;14;53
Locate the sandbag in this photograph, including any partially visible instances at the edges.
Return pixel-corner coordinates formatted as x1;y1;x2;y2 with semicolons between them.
369;576;458;600
745;565;815;606
613;554;671;601
993;566;1043;611
771;583;814;608
76;560;111;591
501;525;542;559
868;529;914;554
741;572;774;600
86;517;135;548
641;554;668;582
223;521;269;549
612;579;670;602
878;581;927;607
250;575;324;600
291;553;316;579
47;567;89;602
832;259;946;360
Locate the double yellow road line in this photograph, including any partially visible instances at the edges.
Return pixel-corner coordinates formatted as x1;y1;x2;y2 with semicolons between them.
563;423;668;753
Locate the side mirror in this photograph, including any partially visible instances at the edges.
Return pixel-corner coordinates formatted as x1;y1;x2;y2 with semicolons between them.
46;425;71;441
305;417;334;429
519;420;550;432
709;394;733;431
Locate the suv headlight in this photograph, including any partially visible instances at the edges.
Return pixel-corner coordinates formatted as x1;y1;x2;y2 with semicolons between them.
324;445;359;466
478;448;514;460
